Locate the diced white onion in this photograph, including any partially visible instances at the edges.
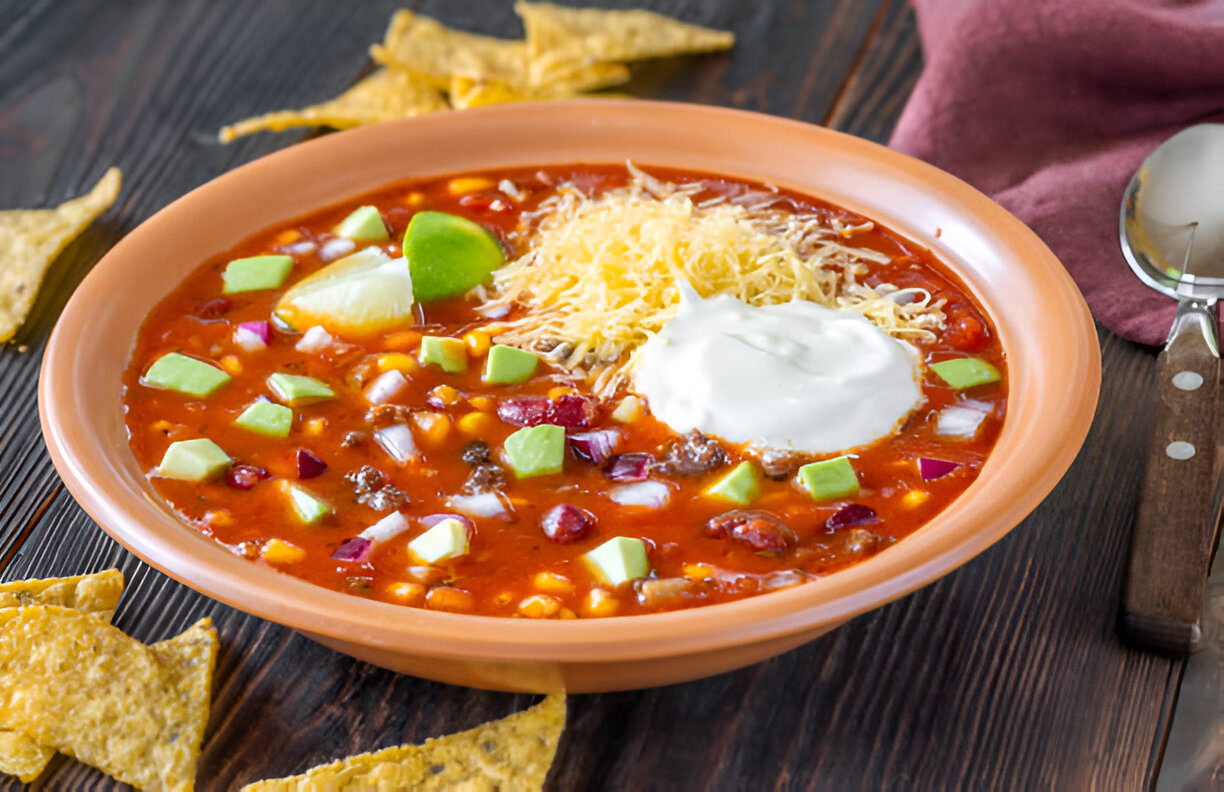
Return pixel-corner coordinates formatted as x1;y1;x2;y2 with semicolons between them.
609;481;671;508
233;327;267;352
280;240;317;256
374;424;418;464
498;179;524;201
448;492;510;519
295;325;334;353
935;405;989;438
318;237;356;262
358;511;410;543
365;369;408;405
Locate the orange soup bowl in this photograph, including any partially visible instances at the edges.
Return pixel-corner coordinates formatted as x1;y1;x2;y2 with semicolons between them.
39;101;1099;693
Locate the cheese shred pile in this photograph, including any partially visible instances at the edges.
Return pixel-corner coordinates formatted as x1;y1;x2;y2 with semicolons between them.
477;164;946;397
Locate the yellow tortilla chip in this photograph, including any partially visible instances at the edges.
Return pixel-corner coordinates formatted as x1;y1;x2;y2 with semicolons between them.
0;607;217;791
219;68;447;142
0;168;121;343
517;2;734;85
372;10;529;89
0;732;53;784
243;693;566;791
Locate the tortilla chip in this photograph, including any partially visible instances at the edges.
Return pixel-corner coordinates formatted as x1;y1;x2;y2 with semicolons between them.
219;68;447;142
371;10;529;89
0;168;121;343
517;2;734;85
0;606;217;791
0;732;53;784
0;569;125;620
242;693;565;791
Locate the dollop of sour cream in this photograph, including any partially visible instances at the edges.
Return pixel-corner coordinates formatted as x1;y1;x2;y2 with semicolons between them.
631;291;923;454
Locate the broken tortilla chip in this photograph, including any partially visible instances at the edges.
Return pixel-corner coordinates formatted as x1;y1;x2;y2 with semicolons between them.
242;692;566;791
517;2;734;85
371;10;530;89
0;606;217;791
0;732;52;785
0;168;121;343
219;68;447;143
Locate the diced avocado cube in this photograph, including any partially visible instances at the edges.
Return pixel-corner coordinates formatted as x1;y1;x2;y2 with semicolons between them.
583;536;650;587
158;438;231;482
221;255;293;294
704;461;760;505
333;205;389;241
141;353;231;398
419;336;468;373
930;358;1001;390
483;344;538;385
267;372;334;406
404;210;505;303
281;482;331;524
408;518;470;564
234;399;293;438
503;424;566;478
798;456;860;501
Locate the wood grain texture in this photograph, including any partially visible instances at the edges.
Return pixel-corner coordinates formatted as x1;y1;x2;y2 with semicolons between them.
0;1;1180;790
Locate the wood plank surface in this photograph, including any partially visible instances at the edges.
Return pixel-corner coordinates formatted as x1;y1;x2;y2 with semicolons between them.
0;1;1180;789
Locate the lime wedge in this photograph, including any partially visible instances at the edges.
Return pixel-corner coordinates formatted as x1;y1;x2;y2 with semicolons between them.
404;211;505;303
274;247;414;339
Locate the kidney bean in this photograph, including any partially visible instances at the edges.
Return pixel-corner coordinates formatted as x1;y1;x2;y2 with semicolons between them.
540;504;595;543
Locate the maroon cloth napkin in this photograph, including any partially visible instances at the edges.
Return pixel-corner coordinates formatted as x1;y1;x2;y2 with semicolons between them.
889;0;1224;346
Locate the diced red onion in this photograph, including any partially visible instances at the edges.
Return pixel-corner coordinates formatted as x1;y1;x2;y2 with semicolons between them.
374;424;418;464
540;504;595;543
279;240;317;256
606;453;652;482
296;449;328;479
496;397;552;427
318;237;356;261
609;481;671;508
358;511;410;543
331;537;372;562
935;405;989;438
918;457;961;480
234;321;271;351
568;430;619;464
365;369;408;405
225;464;268;490
420;513;475;537
496;394;596;429
826;504;879;531
447;492;511;519
295;325;334;353
551;394;596;428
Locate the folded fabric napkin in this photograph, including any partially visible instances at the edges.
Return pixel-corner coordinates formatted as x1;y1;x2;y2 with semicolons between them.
889;0;1224;346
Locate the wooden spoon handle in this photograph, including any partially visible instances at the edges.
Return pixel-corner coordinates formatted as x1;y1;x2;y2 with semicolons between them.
1122;299;1219;653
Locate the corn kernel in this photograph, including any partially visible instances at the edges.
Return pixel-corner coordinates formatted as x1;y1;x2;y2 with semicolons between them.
304;417;326;436
494;591;514;606
683;564;714;580
468;395;496;412
204;510;234;528
463;331;492;357
611;395;643;423
405;191;425;207
583;588;620;618
426;586;474;612
262;539;305;565
456;411;497;436
383;331;422;351
219;355;243;375
533;572;575;595
428;384;462;407
385;582;425;605
151;419;174;432
547;386;578;400
447;176;494;195
901;489;931;508
275;229;301;245
413;411;452;446
377;352;419;374
519;594;562;619
558;608;578;619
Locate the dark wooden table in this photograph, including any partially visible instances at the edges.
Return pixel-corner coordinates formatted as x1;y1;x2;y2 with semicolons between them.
0;1;1183;789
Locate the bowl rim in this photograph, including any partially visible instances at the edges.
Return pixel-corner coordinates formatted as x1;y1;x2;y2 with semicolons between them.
39;99;1100;664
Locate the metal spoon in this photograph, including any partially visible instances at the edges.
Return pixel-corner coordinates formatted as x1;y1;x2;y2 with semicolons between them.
1120;123;1224;653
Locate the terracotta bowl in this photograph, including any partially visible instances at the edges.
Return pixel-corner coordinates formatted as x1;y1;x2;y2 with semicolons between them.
39;101;1099;693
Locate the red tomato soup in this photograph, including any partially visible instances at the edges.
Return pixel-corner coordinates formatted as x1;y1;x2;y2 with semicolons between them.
123;165;1006;619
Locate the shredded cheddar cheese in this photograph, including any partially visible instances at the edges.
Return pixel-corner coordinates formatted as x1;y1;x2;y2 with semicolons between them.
477;164;945;397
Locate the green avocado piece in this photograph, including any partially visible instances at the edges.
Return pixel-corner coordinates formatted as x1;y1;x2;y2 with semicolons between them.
234;399;293;438
222;255;293;294
798;456;860;501
141;353;231;398
334;205;389;241
267;372;335;406
704;461;760;505
583;536;650;587
930;357;1002;390
158;438;231;482
281;482;331;524
503;424;565;478
408;518;471;564
419;336;468;373
483;344;538;385
403;210;505;303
